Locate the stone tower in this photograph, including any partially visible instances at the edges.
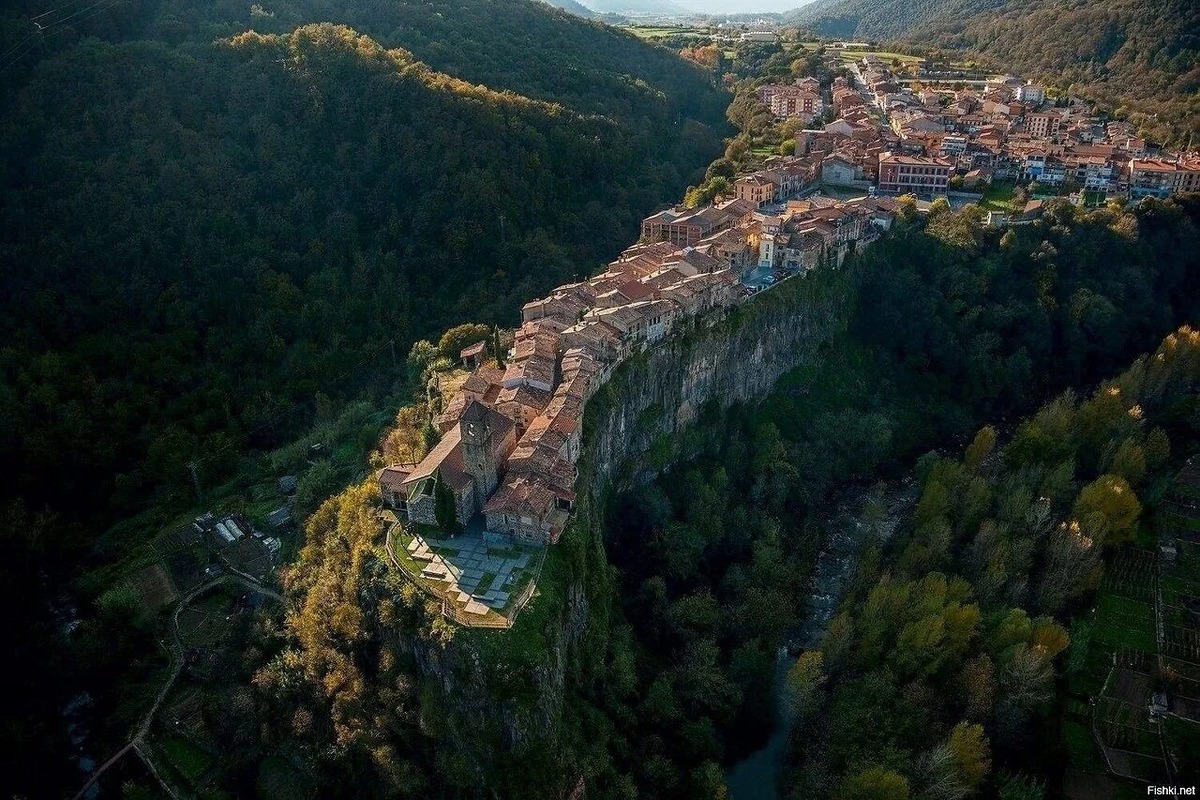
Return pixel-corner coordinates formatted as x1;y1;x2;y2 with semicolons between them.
459;401;499;504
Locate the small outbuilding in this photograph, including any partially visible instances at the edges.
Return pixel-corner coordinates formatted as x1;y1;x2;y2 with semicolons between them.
461;340;487;370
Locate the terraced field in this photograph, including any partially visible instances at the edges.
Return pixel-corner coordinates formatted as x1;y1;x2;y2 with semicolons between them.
1060;456;1200;795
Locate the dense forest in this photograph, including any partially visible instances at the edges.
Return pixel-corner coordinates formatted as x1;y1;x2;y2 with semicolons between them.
787;0;1200;143
0;1;729;791
229;197;1199;799
785;326;1200;798
786;0;1001;40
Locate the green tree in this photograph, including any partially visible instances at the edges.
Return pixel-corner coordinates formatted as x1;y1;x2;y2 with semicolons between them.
1144;428;1170;470
705;157;737;180
998;771;1046;800
948;722;991;790
433;474;460;534
1107;439;1146;485
838;766;910;800
407;340;437;387
785;650;827;722
437;323;492;361
492;326;505;368
1072;474;1141;545
689;761;729;799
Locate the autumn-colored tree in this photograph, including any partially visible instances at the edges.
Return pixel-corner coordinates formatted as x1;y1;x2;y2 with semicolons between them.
1072;474;1141;545
837;766;910;800
964;426;997;472
1029;617;1070;661
380;405;427;465
785;650;827;722
960;653;996;721
915;480;951;528
948;722;991;790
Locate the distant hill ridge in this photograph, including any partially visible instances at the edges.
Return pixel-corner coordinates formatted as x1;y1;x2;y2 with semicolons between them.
538;0;598;18
578;0;690;16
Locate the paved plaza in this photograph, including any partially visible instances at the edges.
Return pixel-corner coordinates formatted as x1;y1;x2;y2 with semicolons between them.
406;529;537;616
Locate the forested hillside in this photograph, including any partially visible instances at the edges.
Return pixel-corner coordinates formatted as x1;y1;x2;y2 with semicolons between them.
0;3;727;790
785;0;1006;40
785;326;1200;798
788;0;1200;142
0;1;724;555
538;0;598;18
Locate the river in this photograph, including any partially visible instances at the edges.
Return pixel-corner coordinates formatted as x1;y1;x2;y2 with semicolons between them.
725;481;916;799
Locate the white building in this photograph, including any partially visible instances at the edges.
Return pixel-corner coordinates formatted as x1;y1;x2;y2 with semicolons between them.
1016;84;1045;105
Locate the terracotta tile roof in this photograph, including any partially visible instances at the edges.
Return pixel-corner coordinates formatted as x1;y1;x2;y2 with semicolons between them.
378;465;413;493
459;341;486;360
435;392;469;432
497;383;551;414
464;364;505;397
402;425;471;494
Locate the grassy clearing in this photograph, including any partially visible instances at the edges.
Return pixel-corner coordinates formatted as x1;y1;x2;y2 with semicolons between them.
388;528;448;598
626;26;710;40
1090;586;1156;653
835;50;924;65
979;182;1020;212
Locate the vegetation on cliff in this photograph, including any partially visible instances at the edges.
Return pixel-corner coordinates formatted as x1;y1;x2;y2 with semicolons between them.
231;193;1199;800
216;194;1200;800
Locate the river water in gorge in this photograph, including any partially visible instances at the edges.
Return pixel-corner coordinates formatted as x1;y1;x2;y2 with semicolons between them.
725;480;916;800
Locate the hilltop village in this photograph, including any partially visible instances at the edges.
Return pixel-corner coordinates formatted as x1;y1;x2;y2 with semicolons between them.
377;193;901;546
745;57;1199;207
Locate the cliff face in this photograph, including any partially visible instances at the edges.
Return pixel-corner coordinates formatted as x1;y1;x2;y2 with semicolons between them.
587;267;853;495
397;266;854;795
